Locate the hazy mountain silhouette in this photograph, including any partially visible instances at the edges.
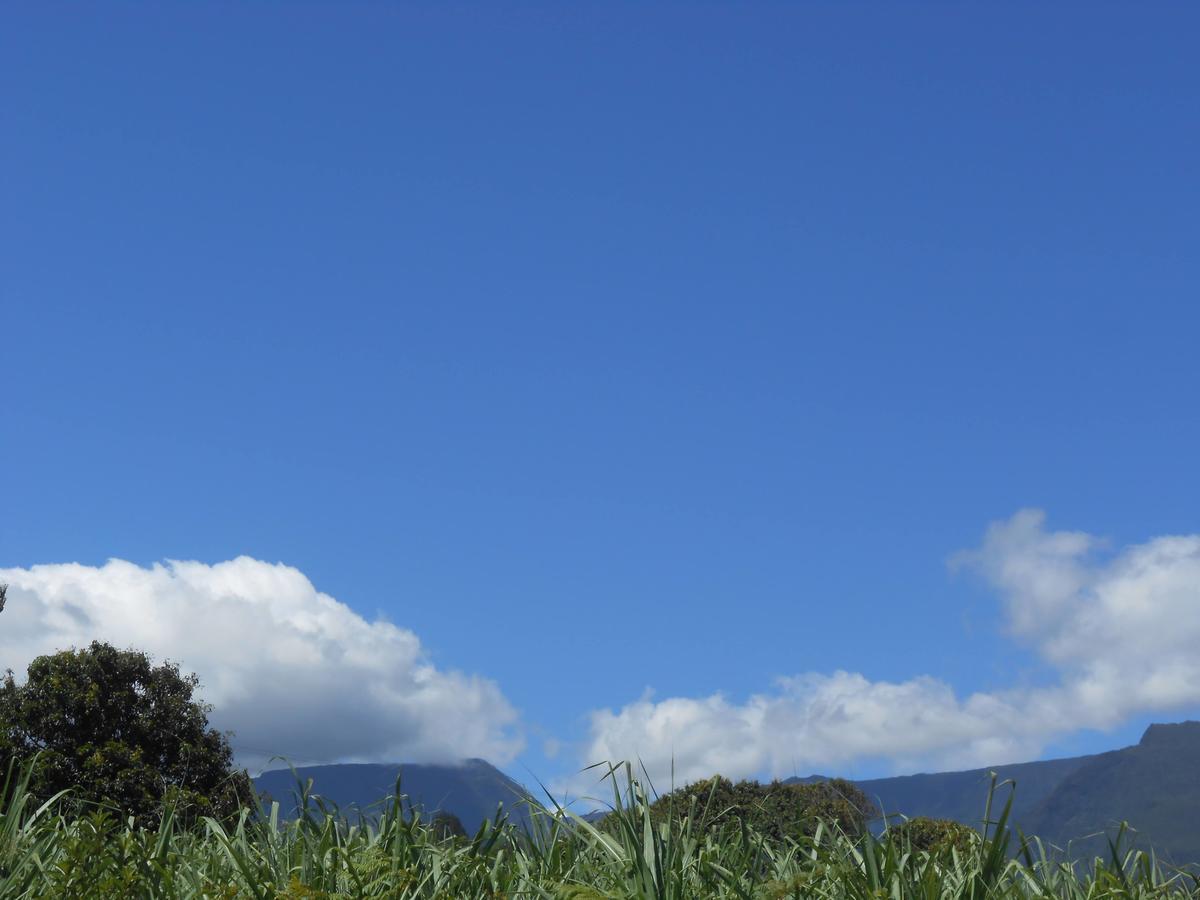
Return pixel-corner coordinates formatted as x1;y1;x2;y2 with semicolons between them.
1024;722;1200;863
824;755;1095;828
253;758;533;834
252;721;1200;859
786;721;1200;862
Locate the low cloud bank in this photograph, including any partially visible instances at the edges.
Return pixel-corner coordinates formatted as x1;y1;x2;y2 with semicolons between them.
571;510;1200;791
8;510;1199;793
0;557;524;772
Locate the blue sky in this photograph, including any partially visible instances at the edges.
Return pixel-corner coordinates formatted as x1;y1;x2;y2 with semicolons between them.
4;4;1200;792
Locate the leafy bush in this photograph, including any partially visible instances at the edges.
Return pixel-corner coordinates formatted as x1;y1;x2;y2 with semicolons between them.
887;815;979;854
609;773;878;842
429;810;467;839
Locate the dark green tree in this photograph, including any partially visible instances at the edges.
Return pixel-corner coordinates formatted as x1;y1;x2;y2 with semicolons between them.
617;775;878;843
0;641;252;826
430;810;468;840
886;816;979;854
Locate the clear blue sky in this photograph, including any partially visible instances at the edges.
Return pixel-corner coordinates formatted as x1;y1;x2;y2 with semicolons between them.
4;4;1199;788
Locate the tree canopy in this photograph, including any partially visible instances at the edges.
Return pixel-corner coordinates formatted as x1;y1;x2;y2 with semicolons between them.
0;641;252;826
618;775;878;842
887;816;980;854
430;810;468;840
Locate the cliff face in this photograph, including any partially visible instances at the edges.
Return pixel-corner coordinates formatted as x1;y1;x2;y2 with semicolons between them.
253;758;533;833
784;721;1200;862
1137;720;1200;750
1025;721;1200;863
785;755;1096;832
851;754;1095;830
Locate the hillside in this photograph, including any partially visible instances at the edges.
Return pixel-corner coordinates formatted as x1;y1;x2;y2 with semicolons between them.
785;754;1094;831
1026;722;1200;863
253;758;533;834
250;721;1200;859
785;721;1200;862
854;754;1095;829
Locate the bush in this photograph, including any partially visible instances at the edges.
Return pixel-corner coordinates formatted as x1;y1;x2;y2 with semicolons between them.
430;810;467;839
622;775;878;842
888;816;979;854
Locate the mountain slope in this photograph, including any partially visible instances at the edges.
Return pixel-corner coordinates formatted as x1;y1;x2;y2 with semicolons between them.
853;754;1096;829
783;721;1200;862
253;758;533;834
1026;722;1200;863
785;754;1094;831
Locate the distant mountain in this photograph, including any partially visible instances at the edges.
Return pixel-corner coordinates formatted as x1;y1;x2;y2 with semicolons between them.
251;721;1200;859
846;754;1096;828
785;721;1200;862
253;758;534;834
1026;722;1200;863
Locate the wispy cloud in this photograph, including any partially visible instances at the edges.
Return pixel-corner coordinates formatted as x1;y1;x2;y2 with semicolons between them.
565;510;1200;794
0;557;524;772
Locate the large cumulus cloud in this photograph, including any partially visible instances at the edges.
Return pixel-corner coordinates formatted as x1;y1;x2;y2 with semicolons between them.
569;510;1200;792
0;557;524;772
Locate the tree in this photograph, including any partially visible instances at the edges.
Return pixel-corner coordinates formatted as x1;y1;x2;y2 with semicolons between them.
617;775;878;843
887;816;979;854
430;810;468;840
0;641;252;826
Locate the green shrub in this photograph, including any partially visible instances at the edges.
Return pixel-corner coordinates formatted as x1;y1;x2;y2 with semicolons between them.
887;815;979;854
607;774;878;842
429;810;467;839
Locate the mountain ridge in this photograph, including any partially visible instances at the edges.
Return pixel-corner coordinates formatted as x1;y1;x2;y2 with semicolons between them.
1024;721;1200;862
252;758;534;834
785;720;1200;861
251;721;1200;860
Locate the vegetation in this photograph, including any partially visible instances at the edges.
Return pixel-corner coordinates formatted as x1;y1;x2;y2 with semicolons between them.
1;638;1196;896
615;774;877;842
0;759;1196;899
0;642;252;828
886;816;979;854
428;811;466;840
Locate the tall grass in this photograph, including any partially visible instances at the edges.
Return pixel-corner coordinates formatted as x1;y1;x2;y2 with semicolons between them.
0;758;1194;899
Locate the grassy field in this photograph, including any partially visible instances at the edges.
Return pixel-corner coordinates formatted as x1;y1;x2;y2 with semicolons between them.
0;761;1195;900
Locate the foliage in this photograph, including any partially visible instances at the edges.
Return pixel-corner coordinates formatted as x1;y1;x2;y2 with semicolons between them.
0;641;252;827
429;810;466;840
614;772;878;842
0;757;1196;899
887;815;980;854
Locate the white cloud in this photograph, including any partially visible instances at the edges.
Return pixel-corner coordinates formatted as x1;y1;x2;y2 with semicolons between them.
567;510;1200;794
0;557;524;772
